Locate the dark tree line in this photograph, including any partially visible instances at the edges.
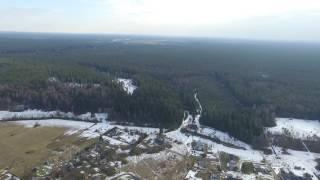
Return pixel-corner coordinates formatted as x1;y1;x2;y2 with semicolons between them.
201;106;275;143
0;71;185;129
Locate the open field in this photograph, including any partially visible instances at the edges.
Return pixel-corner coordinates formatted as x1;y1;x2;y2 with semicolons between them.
0;122;94;177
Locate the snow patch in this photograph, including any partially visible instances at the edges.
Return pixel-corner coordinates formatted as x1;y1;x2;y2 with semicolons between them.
116;78;137;95
185;169;201;180
266;146;320;179
14;118;157;143
0;110;108;123
267;118;320;140
127;150;182;164
225;171;258;180
201;127;250;149
0;110;57;120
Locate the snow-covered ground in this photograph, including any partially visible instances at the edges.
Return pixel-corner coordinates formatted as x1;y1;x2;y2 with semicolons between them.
0;110;108;123
166;128;263;162
5;113;320;179
0;110;58;120
166;97;262;162
267;118;320;140
185;169;201;180
266;146;320;179
2;94;320;179
14;116;320;179
263;117;320;179
167;93;320;179
193;93;202;130
127;150;182;164
14;118;158;140
48;77;101;88
116;78;137;95
201;127;250;149
15;119;98;137
16;119;94;129
225;171;270;180
171;92;250;149
167;121;320;179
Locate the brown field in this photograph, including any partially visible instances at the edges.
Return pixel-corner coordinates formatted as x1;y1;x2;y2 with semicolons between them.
0;122;94;177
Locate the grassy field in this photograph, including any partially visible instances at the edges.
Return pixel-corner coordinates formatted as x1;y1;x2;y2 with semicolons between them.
0;122;94;177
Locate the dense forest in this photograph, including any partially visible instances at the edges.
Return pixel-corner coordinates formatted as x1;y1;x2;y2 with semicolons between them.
1;32;320;143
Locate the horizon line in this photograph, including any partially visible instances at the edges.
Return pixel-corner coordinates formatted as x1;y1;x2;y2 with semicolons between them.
0;30;319;44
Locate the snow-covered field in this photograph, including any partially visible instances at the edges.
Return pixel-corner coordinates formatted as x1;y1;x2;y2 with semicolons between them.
266;146;320;177
169;130;261;161
201;127;250;149
167;123;320;179
0;110;58;120
166;94;320;179
0;110;108;123
13;118;158;140
267;118;320;140
116;78;137;95
8;116;320;179
4;114;320;179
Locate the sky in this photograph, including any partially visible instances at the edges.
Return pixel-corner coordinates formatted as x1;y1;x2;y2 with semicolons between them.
0;0;320;41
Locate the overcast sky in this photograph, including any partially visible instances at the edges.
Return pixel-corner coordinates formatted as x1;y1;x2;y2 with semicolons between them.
0;0;320;41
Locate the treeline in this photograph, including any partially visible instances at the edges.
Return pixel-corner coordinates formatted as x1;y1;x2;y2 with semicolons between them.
0;61;186;129
0;81;184;129
214;72;320;120
0;81;117;113
201;106;275;143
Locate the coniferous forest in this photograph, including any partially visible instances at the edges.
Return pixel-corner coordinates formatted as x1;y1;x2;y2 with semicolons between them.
1;32;320;143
